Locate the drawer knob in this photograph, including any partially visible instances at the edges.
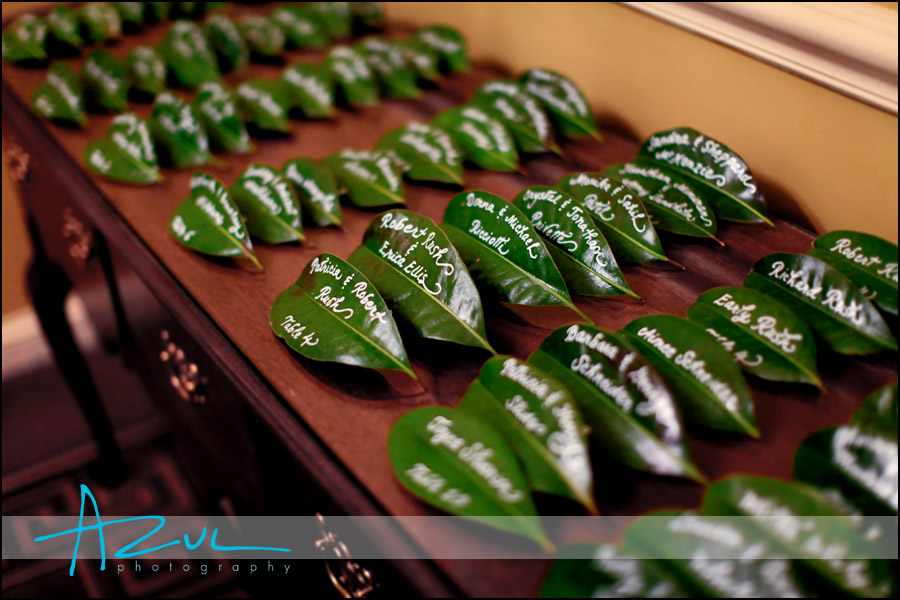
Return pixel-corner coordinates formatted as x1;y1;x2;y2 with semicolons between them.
315;514;376;598
159;330;207;404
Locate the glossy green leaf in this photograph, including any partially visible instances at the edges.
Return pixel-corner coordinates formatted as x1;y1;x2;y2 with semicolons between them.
144;2;171;24
270;253;413;376
323;45;379;108
149;91;214;168
81;50;129;113
431;106;519;172
414;25;468;73
171;2;205;19
161;20;220;88
192;81;253;154
458;355;595;511
388;405;550;549
239;14;285;59
114;2;145;29
125;46;166;98
203;13;248;73
528;323;700;481
84;113;161;184
809;230;898;317
270;5;329;49
46;6;83;53
308;1;352;40
513;185;639;299
169;172;259;267
396;38;441;83
347;210;494;353
686;286;821;387
282;157;341;227
520;68;599;141
851;381;898;436
31;62;86;127
441;190;582;315
2;14;48;64
229;164;304;244
603;161;720;241
323;149;404;207
744;252;898;355
639;127;771;225
358;37;420;99
350;2;385;30
375;122;464;185
472;79;560;155
78;2;122;44
622;314;758;437
281;63;335;119
235;79;291;134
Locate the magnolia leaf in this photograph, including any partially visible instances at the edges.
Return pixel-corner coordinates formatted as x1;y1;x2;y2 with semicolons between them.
431;106;519;172
396;38;441;83
235;79;292;134
149;91;214;168
348;210;494;353
171;2;206;19
528;323;701;482
323;149;404;207
239;14;285;59
161;20;220;88
125;46;167;98
556;172;668;263
203;13;249;73
744;252;898;355
282;157;342;227
192;81;253;154
46;6;83;54
114;2;145;30
414;25;468;73
513;185;639;299
144;2;171;24
375;122;464;185
622;314;758;437
84;113;161;184
351;2;385;31
472;79;560;155
458;355;595;512
308;1;352;40
81;50;129;113
229;164;305;244
358;37;420;99
31;62;86;127
281;63;336;119
520;68;599;141
851;381;898;436
270;5;329;49
270;253;413;376
1;14;48;64
687;286;821;387
79;2;122;45
323;45;379;108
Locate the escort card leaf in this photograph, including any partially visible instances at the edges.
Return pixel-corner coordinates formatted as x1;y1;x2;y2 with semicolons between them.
351;2;385;31
431;106;519;172
441;190;582;316
283;157;342;227
281;63;336;119
239;14;285;59
513;185;639;299
743;252;898;355
375;122;464;185
229;164;305;244
519;68;600;141
472;80;560;155
308;1;352;40
84;113;162;184
323;149;404;207
169;172;259;268
1;14;48;64
31;62;86;127
851;381;898;437
397;38;441;83
270;253;414;376
81;50;129;113
686;286;821;387
125;46;167;98
161;20;220;88
602;161;720;242
47;6;83;53
809;230;899;317
414;25;469;73
639;127;772;225
192;81;253;155
359;37;421;100
144;2;171;24
270;5;329;49
235;79;291;134
457;355;595;512
78;2;122;45
388;405;550;549
347;210;494;353
323;45;379;108
556;172;668;264
528;324;701;482
622;314;758;437
149;92;214;168
114;2;145;29
203;14;249;73
171;2;206;20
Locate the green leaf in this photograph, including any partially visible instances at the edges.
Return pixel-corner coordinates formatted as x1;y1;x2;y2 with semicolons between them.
203;13;248;73
556;172;668;263
229;164;304;244
358;37;421;99
472;79;559;155
457;355;595;511
323;149;404;207
144;2;171;24
432;106;519;172
2;14;48;64
270;5;329;49
161;20;220;88
388;405;550;549
169;172;259;267
81;50;129;113
171;2;206;19
809;230;898;317
414;25;469;73
192;81;253;154
441;190;582;316
639;127;771;225
46;6;83;53
79;2;122;44
149;91;214;168
744;252;898;354
125;46;166;98
396;38;441;83
114;2;145;29
520;68;599;141
513;185;639;299
235;79;291;134
602;161;720;242
270;253;413;376
375;122;464;185
686;286;821;387
84;113;161;184
323;45;379;108
622;314;758;437
307;1;352;40
31;62;86;127
351;2;385;30
282;157;342;227
851;381;898;436
348;210;494;353
239;14;285;59
528;323;701;481
281;63;335;119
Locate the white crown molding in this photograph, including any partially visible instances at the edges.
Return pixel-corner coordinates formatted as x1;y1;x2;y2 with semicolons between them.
623;2;899;114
